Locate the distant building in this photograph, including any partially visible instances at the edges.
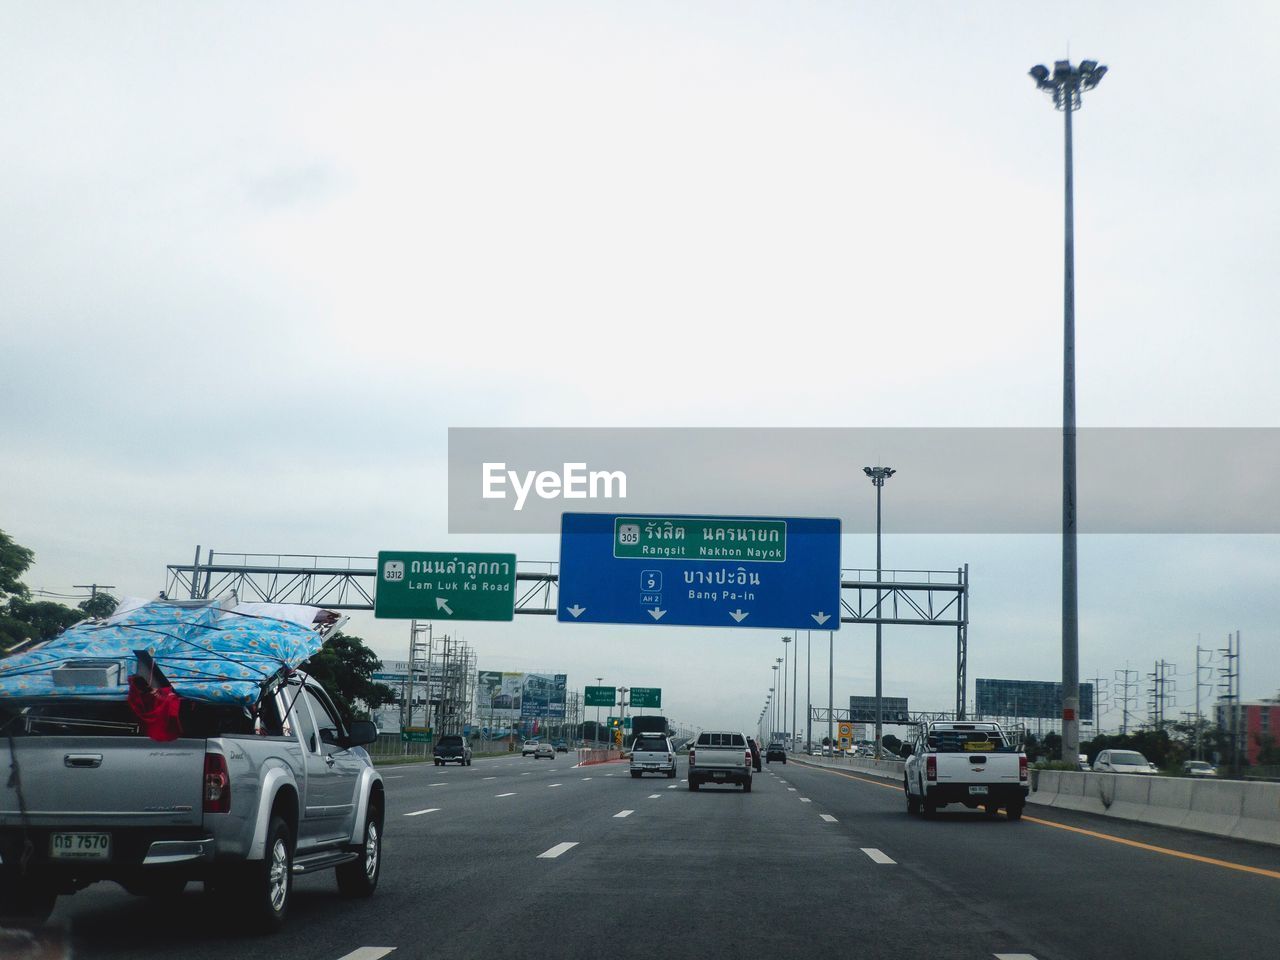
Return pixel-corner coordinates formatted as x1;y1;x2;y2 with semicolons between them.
1215;696;1280;765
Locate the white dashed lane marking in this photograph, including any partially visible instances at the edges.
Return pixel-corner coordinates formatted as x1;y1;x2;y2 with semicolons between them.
496;792;516;798
483;776;497;780
647;794;661;799
787;788;797;792
820;814;838;823
800;798;811;803
537;842;579;860
614;810;634;818
666;784;678;789
994;955;1040;960
861;848;896;864
403;808;440;817
548;783;562;788
336;948;397;960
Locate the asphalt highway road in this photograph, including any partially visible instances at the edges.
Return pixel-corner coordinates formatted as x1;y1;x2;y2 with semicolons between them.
23;754;1280;960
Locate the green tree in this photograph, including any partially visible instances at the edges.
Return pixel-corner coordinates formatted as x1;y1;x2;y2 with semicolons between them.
78;592;120;619
882;733;903;755
299;632;396;723
0;529;34;602
6;598;87;642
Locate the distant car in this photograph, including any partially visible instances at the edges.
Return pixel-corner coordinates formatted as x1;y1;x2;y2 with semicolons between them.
746;737;762;772
1183;760;1218;778
433;734;473;766
1093;749;1155;775
1077;753;1091;771
534;741;556;759
765;742;786;763
521;739;539;756
553;740;569;753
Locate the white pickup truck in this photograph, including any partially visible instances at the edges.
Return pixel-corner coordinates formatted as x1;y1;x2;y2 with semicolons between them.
902;721;1028;820
629;734;677;779
687;731;752;792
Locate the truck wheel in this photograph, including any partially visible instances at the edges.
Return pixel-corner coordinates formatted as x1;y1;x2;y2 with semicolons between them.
337;806;382;898
1006;802;1024;821
983;803;1000;819
240;815;294;933
689;779;700;792
0;871;57;928
905;782;920;815
742;778;752;793
922;799;937;819
631;771;641;779
466;758;472;766
668;769;676;779
434;759;441;766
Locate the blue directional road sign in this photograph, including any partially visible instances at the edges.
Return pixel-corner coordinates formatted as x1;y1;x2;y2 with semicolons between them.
557;513;841;630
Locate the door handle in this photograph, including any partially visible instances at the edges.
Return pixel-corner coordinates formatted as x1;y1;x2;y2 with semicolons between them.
65;754;103;768
325;755;335;767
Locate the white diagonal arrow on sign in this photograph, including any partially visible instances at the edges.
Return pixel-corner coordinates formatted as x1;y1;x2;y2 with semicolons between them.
436;597;453;615
566;604;586;618
648;607;666;621
729;609;749;623
811;612;830;626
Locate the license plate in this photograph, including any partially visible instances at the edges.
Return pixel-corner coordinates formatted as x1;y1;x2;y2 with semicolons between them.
713;772;725;778
968;786;988;795
50;832;111;861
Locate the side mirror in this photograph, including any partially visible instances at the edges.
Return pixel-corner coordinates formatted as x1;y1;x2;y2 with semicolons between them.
346;720;378;747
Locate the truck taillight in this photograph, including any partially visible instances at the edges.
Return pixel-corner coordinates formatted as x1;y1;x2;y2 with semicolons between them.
1019;755;1028;781
688;749;695;767
926;755;937;782
204;753;231;814
745;749;752;768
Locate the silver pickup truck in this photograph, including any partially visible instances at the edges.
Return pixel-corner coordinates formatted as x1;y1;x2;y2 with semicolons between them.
687;731;752;792
0;672;384;932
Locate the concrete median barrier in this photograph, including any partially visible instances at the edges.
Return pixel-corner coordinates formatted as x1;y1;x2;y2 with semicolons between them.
1029;769;1280;846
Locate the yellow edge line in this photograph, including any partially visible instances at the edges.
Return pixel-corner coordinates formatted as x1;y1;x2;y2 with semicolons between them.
1021;815;1280;881
799;759;1280;882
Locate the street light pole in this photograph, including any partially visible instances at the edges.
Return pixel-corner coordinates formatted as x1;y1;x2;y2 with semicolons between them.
781;638;792;751
1030;58;1107;763
863;466;896;756
806;631;812;753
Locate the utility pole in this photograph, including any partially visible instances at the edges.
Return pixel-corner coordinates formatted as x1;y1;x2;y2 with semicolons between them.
1029;57;1107;763
806;631;812;752
781;637;791;751
827;631;834;759
1114;666;1139;736
1086;673;1109;737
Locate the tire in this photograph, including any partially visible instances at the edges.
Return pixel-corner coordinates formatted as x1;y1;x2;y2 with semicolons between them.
466;758;472;766
742;778;752;793
689;779;700;792
983;803;1000;819
922;799;937;819
0;871;57;929
781;758;786;764
631;771;641;779
668;769;676;779
337;805;382;898
905;781;920;815
434;759;441;766
238;814;294;933
1006;802;1024;821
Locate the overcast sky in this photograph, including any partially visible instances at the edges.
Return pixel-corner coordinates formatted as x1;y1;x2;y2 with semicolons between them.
2;2;1278;734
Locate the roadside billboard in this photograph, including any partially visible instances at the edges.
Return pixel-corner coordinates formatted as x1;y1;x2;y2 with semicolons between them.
848;696;910;724
477;670;569;722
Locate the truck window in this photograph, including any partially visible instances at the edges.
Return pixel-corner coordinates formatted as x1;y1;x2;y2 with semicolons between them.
303;688;342;747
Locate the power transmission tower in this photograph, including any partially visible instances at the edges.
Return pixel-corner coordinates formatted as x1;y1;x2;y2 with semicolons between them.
1114;667;1139;736
1218;631;1241;778
1146;660;1175;730
1195;644;1216;761
1087;674;1110;736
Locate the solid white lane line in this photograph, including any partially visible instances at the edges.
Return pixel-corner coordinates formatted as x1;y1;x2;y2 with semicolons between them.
403;808;440;817
537;841;579;859
647;794;661;799
614;810;634;818
336;948;397;960
861;848;896;864
820;814;838;823
496;792;516;798
800;798;812;803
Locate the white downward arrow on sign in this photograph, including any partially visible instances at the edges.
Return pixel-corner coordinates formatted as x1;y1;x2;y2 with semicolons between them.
730;609;749;623
436;597;454;615
648;607;666;621
566;604;586;618
812;612;830;625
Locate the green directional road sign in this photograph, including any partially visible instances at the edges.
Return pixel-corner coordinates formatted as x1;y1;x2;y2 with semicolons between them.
401;728;432;744
375;551;517;621
629;687;661;708
584;685;616;707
